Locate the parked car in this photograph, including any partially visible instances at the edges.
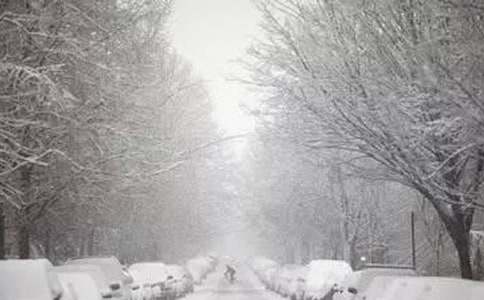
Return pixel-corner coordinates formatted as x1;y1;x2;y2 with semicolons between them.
66;256;133;300
360;275;420;300
166;264;194;296
251;257;279;288
128;268;155;300
303;260;353;300
378;276;484;300
334;266;417;300
261;266;279;290
274;264;304;297
0;259;63;300
56;272;102;300
129;262;175;300
287;265;309;300
55;264;116;299
250;257;278;279
186;257;214;284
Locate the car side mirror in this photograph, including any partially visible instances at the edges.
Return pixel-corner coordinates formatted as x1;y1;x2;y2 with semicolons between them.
348;287;358;294
110;282;121;291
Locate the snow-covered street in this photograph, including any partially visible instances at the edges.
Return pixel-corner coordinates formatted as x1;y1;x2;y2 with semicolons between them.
185;264;283;300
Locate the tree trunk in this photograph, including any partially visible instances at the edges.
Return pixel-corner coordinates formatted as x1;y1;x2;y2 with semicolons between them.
44;226;51;260
87;227;95;256
435;232;441;276
419;187;474;279
349;238;359;269
442;214;473;279
474;247;483;280
454;232;473;279
18;162;32;259
453;233;473;279
18;224;30;259
0;203;5;259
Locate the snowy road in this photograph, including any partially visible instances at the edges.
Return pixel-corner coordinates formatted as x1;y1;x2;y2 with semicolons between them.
185;264;284;300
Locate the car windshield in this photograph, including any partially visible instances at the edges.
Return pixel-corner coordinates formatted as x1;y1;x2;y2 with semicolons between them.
129;263;168;283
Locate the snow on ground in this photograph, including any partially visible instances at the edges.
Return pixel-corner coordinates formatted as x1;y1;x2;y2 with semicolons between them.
185;262;284;300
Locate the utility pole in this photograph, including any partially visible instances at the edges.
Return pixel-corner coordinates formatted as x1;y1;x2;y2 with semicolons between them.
411;211;416;270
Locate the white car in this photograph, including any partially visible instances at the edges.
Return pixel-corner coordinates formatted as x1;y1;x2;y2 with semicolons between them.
261;266;279;290
360;275;420;300
55;264;114;299
128;269;155;300
303;260;352;300
57;272;102;300
334;267;417;300
250;257;278;279
275;264;305;297
378;276;484;300
166;264;194;296
287;266;309;300
129;262;174;300
0;259;63;300
66;257;133;300
186;257;212;284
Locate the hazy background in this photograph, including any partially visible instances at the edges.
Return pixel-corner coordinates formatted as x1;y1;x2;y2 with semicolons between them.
170;0;259;136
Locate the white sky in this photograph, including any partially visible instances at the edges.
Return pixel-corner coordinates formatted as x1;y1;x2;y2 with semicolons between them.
169;0;260;136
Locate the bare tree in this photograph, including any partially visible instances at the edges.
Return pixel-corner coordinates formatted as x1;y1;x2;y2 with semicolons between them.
246;0;484;278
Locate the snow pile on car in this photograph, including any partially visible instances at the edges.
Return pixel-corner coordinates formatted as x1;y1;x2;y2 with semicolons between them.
129;262;169;284
57;272;102;300
250;257;279;278
304;259;353;298
378;276;484;300
185;256;215;284
54;264;110;294
0;259;63;300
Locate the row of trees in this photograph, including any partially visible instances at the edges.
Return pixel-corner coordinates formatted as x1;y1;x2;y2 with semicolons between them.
242;131;414;268
244;0;484;279
0;0;221;263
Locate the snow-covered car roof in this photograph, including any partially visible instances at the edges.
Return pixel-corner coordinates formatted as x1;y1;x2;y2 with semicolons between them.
305;260;353;291
128;262;169;284
360;275;417;300
344;268;416;291
57;272;102;300
65;257;124;283
54;264;109;291
334;268;417;300
278;264;308;280
251;257;278;271
0;259;63;300
186;258;210;271
379;276;484;300
165;264;187;278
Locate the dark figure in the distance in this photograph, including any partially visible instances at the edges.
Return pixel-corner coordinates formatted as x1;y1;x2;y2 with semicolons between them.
224;264;236;282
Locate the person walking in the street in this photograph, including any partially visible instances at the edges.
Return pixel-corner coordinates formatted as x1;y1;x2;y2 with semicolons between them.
224;264;236;283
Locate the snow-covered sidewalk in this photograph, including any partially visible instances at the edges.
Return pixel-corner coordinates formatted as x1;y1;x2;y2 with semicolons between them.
184;262;284;300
